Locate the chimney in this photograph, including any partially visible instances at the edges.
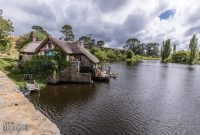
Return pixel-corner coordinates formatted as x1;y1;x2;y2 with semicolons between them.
30;32;36;42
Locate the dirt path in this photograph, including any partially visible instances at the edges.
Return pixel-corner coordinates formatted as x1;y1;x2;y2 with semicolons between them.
0;71;60;135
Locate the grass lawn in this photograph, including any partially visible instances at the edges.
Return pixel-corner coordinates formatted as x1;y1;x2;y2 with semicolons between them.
0;57;46;91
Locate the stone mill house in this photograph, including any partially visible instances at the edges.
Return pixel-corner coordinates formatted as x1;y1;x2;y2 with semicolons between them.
19;33;99;84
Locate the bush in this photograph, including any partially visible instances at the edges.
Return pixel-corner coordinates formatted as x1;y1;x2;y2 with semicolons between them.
126;50;134;59
90;46;126;62
106;50;116;61
0;37;12;52
23;59;58;78
172;51;190;63
90;47;107;62
22;55;69;78
95;49;107;62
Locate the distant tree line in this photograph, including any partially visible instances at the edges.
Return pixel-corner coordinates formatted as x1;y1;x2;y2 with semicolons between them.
5;18;199;64
123;38;160;57
161;34;199;64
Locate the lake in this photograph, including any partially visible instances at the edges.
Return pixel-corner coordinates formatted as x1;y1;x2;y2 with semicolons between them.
28;60;200;135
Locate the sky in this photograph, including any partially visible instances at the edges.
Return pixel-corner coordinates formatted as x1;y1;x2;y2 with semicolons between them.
0;0;200;49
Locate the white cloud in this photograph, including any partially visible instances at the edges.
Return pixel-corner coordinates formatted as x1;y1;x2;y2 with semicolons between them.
1;0;200;49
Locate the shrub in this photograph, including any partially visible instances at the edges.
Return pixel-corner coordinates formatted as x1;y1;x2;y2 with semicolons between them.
22;55;69;78
126;50;134;59
106;50;116;61
172;51;190;63
23;59;58;78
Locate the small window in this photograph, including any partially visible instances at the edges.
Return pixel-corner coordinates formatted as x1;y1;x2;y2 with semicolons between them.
47;51;54;56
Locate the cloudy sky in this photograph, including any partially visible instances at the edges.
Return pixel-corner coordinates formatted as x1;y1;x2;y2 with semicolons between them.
0;0;200;49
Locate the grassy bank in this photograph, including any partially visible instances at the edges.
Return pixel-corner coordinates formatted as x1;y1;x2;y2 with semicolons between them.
138;55;160;60
0;57;46;90
126;56;141;63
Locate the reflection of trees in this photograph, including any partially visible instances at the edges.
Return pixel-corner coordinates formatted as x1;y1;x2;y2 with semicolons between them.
28;84;96;114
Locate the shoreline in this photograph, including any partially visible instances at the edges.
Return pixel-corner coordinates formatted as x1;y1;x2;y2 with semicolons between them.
0;71;60;135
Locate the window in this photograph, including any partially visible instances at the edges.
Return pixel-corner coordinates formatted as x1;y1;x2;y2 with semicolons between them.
47;51;55;56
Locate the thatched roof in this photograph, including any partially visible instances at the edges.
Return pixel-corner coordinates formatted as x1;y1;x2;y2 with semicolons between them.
21;41;42;54
21;36;99;64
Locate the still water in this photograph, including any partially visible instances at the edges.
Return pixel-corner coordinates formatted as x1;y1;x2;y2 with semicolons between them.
28;60;200;135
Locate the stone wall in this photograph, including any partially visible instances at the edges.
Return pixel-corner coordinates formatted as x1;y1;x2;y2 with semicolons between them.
48;61;92;84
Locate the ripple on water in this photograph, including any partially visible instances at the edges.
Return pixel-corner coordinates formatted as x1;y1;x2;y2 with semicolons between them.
28;61;200;135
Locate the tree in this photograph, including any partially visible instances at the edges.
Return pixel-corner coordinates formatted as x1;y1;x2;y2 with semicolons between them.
93;48;107;61
126;50;134;59
146;43;159;56
189;34;198;64
61;24;74;41
32;25;49;35
161;39;171;62
97;41;105;48
79;35;91;47
173;44;176;53
172;51;190;63
0;10;14;52
123;38;144;55
32;25;43;32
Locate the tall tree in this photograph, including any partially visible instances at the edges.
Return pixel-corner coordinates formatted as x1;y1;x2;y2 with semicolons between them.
79;35;91;47
173;44;176;53
32;25;49;35
97;41;105;48
161;39;171;62
0;10;13;52
123;38;144;55
61;24;74;41
146;43;159;56
189;34;198;64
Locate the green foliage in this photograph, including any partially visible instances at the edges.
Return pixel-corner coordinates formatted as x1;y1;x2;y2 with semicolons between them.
16;31;47;50
79;35;95;48
172;51;190;63
90;46;125;62
124;38;160;56
105;49;119;61
0;12;14;52
126;50;134;59
97;40;105;48
34;31;47;40
146;43;159;56
23;59;58;77
124;38;144;55
91;47;107;62
22;55;69;78
126;56;140;64
61;24;74;41
32;25;49;35
189;34;198;64
161;39;171;62
0;57;28;89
